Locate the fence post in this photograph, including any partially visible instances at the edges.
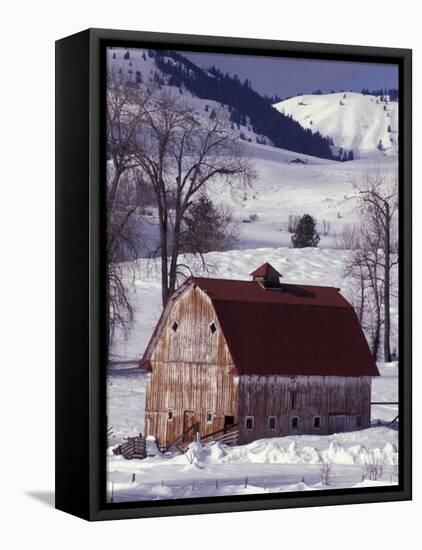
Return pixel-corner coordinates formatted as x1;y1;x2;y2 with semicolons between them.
244;476;248;489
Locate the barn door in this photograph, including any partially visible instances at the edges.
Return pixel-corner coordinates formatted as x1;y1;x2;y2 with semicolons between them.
146;412;158;438
182;410;196;443
329;415;346;433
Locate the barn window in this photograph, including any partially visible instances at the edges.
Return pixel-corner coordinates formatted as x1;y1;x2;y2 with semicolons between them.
167;409;173;421
356;415;362;428
268;416;276;430
206;411;213;423
291;416;299;429
245;416;254;430
290;391;297;410
313;416;321;429
224;415;235;428
209;321;217;334
171;321;179;332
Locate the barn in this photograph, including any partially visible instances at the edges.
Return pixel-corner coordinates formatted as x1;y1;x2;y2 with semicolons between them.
139;263;379;449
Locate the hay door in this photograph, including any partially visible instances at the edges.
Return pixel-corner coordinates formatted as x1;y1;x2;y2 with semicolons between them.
182;410;196;444
329;414;346;433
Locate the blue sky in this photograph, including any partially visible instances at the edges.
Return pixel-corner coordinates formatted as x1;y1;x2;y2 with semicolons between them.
182;51;398;99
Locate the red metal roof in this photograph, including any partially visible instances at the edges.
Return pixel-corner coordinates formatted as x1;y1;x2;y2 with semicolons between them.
250;262;283;279
191;277;349;307
191;277;379;377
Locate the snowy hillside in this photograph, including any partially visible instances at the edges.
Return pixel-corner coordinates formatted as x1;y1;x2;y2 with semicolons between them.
107;47;338;159
274;92;398;159
127;139;399;256
107;47;271;146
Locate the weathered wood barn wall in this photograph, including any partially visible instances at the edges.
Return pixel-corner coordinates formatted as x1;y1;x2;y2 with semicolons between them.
144;284;238;448
237;375;372;444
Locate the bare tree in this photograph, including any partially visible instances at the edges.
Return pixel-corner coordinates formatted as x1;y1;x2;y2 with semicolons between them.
334;223;360;251
131;89;255;305
106;78;153;342
352;172;398;362
345;218;385;358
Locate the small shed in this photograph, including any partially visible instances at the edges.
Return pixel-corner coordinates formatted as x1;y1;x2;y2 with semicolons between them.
140;263;379;448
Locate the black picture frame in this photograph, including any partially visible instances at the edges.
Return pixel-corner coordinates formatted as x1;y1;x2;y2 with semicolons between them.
55;28;412;521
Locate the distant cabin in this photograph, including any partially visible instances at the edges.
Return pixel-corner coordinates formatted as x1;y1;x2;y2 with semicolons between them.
139;263;379;449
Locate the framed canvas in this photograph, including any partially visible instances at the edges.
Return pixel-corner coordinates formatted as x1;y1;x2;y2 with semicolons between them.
55;28;412;521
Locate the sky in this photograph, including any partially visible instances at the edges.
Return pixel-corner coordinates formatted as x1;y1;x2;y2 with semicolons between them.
181;51;398;99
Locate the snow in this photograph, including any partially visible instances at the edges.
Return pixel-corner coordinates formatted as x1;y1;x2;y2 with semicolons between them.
274;92;398;159
127;139;398;255
105;47;400;503
107;427;398;502
107;47;271;147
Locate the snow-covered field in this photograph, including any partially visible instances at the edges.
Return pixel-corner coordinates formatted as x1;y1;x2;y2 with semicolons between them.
107;426;398;502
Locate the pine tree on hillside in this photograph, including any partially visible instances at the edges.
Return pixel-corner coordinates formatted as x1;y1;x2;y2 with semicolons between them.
291;214;320;248
183;195;237;253
124;51;130;60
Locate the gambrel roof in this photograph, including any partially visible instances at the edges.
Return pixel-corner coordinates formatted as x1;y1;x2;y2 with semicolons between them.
141;264;379;378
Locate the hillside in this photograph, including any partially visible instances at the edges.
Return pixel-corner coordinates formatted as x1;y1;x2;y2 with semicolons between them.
274;92;398;159
107;47;338;160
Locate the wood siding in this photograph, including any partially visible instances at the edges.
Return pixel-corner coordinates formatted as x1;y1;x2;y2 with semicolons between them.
145;285;238;447
237;375;372;444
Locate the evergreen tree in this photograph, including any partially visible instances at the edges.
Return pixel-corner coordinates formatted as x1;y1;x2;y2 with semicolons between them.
183;195;235;253
291;214;320;248
124;51;130;60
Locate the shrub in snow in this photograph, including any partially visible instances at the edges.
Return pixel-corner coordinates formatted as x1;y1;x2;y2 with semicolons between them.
320;462;332;485
362;450;384;481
